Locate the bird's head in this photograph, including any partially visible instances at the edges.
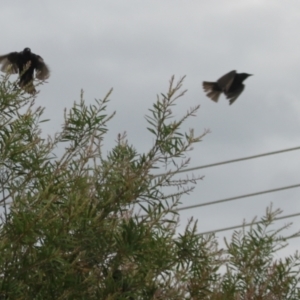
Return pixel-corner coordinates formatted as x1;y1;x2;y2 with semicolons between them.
23;48;31;53
240;73;252;82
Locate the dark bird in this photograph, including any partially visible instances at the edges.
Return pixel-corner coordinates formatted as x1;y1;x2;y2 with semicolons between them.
203;70;252;105
0;48;50;94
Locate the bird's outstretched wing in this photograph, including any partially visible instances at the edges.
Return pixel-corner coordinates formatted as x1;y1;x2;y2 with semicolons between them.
224;84;245;105
0;52;19;74
217;70;236;92
35;55;50;80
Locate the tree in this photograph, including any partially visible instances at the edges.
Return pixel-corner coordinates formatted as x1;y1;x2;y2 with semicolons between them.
0;75;299;299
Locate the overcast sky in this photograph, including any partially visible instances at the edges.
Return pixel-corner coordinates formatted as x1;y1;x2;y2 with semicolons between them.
1;0;300;258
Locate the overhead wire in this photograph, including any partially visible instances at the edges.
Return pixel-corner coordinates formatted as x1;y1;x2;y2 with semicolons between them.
177;183;300;211
153;146;300;177
158;146;300;235
198;211;300;236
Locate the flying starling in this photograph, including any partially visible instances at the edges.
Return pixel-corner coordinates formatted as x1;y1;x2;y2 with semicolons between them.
203;70;252;105
0;48;50;94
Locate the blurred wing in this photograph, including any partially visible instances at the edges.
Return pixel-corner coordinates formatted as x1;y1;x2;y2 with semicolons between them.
225;84;245;105
35;55;50;80
217;70;236;92
0;52;19;74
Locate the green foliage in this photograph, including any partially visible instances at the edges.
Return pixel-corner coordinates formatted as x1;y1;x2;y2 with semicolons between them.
0;76;299;299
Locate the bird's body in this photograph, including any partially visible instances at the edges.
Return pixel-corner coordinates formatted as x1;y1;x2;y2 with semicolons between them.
203;70;252;105
0;48;50;94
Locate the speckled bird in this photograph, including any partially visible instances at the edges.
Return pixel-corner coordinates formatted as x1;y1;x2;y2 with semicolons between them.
0;48;50;94
203;70;252;105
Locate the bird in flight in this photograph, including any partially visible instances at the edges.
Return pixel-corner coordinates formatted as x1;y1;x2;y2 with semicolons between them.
0;48;50;94
203;70;252;105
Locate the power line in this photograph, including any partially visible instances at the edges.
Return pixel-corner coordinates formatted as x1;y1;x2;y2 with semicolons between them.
154;146;300;177
198;211;300;236
177;183;300;212
137;183;300;219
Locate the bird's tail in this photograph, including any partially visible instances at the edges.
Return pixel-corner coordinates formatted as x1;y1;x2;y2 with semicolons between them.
19;81;36;95
202;81;221;102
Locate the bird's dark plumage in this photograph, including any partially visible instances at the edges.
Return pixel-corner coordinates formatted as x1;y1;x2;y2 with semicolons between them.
203;70;252;105
0;48;50;94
